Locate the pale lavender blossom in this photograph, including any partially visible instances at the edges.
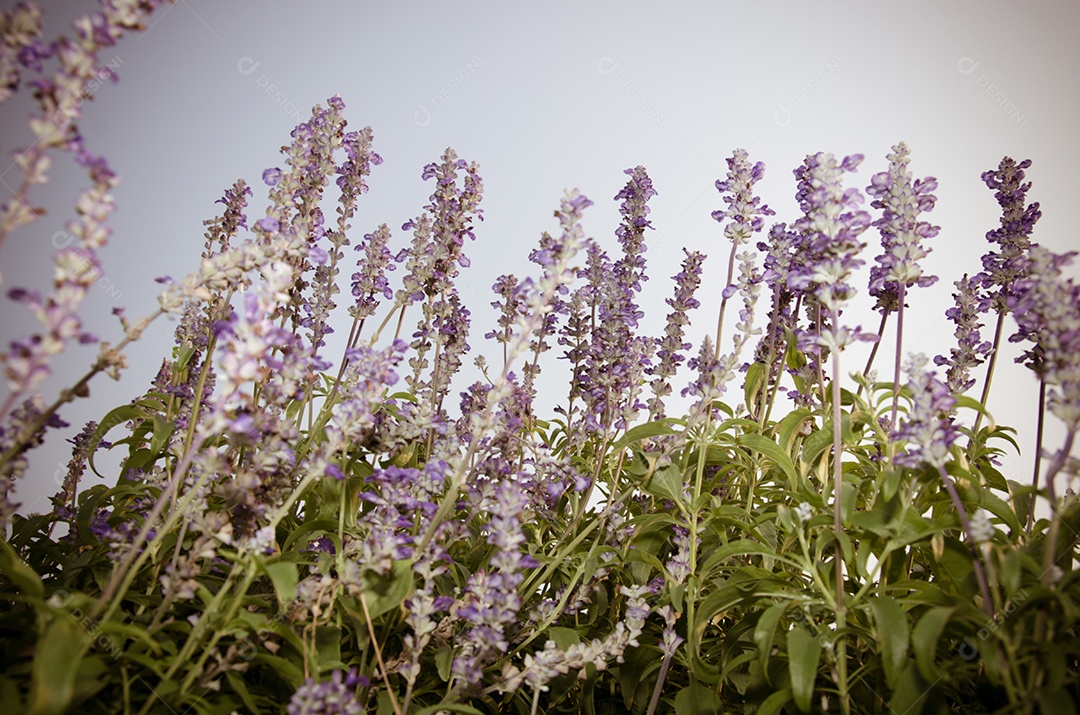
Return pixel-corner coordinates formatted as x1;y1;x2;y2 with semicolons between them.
1007;245;1080;430
648;248;704;418
977;157;1041;314
287;669;364;715
934;274;991;396
866;142;940;314
787;152;874;355
0;395;67;527
497;585;651;695
451;479;537;691
893;354;960;468
711;148;774;251
349;223;395;321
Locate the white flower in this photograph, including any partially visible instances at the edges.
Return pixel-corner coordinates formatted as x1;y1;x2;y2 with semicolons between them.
968;510;995;544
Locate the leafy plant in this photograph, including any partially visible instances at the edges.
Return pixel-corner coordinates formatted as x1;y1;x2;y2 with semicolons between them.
1;3;1079;714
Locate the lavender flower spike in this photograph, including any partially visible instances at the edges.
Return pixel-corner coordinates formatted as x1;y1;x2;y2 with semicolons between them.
712;148;774;248
934;274;991;397
1008;245;1080;430
866;141;940;314
977;156;1042;312
893;353;960;468
787;152;874;354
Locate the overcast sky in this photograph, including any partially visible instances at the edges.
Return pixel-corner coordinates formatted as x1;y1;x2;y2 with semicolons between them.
4;0;1079;515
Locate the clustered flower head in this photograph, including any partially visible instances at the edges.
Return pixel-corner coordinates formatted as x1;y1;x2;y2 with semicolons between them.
1;0;174;417
787;151;874;354
934;274;991;396
287;669;364;715
450;479;538;691
562;168;657;435
977;156;1042;313
893;353;960;468
712;148;774;248
1007;245;1080;430
866;141;940;314
648;248;704;418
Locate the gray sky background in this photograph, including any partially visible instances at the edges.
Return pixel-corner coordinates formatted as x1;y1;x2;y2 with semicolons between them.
3;0;1079;516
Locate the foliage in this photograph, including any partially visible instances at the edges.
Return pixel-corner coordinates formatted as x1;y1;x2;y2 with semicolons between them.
2;4;1080;714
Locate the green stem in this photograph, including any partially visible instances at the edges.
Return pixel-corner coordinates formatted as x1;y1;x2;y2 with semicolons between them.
830;339;850;715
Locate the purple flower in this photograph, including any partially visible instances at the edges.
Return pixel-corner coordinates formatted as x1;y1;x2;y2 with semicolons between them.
893;353;960;468
648;249;704;418
866;142;940;314
977;156;1042;312
256;216;279;233
787;152;873;354
262;167;282;186
451;480;536;691
286;669;363;715
712;148;774;246
1007;245;1080;429
349;223;395;320
934;274;991;396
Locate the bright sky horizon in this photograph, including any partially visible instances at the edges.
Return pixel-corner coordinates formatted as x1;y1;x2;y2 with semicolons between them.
3;0;1079;516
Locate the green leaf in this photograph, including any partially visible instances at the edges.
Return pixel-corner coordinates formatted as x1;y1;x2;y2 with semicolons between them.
753;601;790;673
361;559;414;620
315;625;342;669
0;538;44;599
978;488;1022;536
610;419;676;454
869;597;909;690
258;559;299;607
912;606;956;682
801;426;833;468
744;361;767;416
738;434;798;486
757;688;793;715
436;644;453;682
673;682;722;715
255;653;304;689
413;704;486;715
889;661;930;715
699;540;800;581
547;626;581;650
776;409;814;452
87;404;147;477
786;626;822;713
148;414;176;459
1038;688;1077;714
225;671;262;714
641;463;686;506
28;615;91;715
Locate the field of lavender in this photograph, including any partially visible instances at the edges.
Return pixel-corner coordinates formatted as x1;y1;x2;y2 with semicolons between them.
2;3;1079;714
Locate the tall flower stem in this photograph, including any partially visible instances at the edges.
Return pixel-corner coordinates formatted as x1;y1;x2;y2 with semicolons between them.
713;242;739;359
934;464;995;619
1039;429;1075;587
1026;379;1046;535
890;283;906;435
972;312;1006;437
855;310;889;398
830;344;851;715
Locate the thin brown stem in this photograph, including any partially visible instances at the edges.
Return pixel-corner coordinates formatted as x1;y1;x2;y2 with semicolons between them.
1026;379;1046;535
890;283;906;434
973;312;1006;437
855;310;890;398
934;464;995;619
